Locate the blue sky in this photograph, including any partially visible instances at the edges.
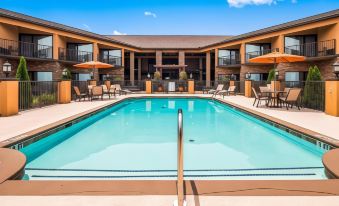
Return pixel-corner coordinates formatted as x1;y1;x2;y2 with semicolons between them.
0;0;338;35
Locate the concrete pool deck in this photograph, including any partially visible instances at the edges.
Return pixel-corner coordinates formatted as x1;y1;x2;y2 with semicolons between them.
0;93;338;144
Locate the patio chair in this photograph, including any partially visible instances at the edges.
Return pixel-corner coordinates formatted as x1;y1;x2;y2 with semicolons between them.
90;86;104;101
279;88;302;110
252;87;270;107
102;85;114;99
259;86;270;97
219;86;237;98
73;86;88;101
208;84;224;94
115;84;132;95
110;85;117;97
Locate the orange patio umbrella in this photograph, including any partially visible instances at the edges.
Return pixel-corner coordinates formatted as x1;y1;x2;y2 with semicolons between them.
73;61;113;69
249;51;305;67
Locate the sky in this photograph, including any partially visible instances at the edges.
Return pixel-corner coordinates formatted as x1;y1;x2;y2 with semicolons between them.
0;0;338;36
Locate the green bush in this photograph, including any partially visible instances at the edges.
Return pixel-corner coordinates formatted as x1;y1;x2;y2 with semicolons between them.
32;93;57;107
16;56;30;81
153;71;161;80
267;68;276;83
303;65;323;109
179;71;188;80
16;56;31;109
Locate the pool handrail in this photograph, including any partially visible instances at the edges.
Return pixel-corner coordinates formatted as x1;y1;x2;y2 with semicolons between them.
177;109;184;206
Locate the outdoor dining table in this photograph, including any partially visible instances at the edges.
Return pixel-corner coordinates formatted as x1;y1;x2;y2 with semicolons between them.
262;90;286;108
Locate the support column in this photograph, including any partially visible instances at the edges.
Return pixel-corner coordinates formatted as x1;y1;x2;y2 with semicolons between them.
92;43;99;80
138;57;142;81
206;51;211;87
156;50;162;66
121;48;125;67
179;51;185;67
245;80;252;97
199;57;203;81
240;43;246;64
53;34;61;60
0;79;18;117
58;80;71;104
325;80;339;117
130;51;135;85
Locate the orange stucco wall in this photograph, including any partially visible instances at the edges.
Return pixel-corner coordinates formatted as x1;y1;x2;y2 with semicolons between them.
325;80;339;117
58;80;71;104
0;23;18;41
0;80;18;116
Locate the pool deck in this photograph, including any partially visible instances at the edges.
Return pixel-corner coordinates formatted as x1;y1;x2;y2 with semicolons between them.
0;93;338;144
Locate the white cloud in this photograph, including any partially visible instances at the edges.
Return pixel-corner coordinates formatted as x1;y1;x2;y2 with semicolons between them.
227;0;277;8
113;30;127;35
144;11;157;18
82;24;91;31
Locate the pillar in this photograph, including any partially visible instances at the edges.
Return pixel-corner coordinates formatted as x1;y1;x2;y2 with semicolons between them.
156;50;162;66
138;58;142;81
88;80;97;86
146;80;152;94
0;79;18;116
130;51;135;85
245;80;252;97
271;80;281;91
240;43;246;64
188;80;194;94
230;80;235;87
58;80;71;104
93;42;99;61
121;48;125;67
206;51;211;87
325;80;339;117
53;34;60;60
179;51;185;66
199;57;203;81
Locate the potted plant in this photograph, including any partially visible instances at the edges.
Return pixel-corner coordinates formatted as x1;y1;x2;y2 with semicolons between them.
178;71;187;92
153;71;163;92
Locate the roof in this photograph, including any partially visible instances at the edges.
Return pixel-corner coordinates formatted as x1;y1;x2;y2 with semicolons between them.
0;8;137;48
106;35;232;49
204;9;339;48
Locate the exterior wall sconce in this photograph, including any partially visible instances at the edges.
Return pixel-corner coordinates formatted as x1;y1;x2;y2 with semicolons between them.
90;71;94;79
275;70;279;80
245;72;251;80
62;69;68;77
147;73;151;79
333;62;339;79
230;74;236;80
189;73;193;79
2;61;12;78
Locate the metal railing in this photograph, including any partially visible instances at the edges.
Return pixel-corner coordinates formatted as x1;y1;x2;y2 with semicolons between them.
0;38;53;59
58;48;93;62
98;54;122;66
280;81;325;111
19;81;59;111
246;48;275;62
284;39;336;57
177;109;184;206
218;54;241;66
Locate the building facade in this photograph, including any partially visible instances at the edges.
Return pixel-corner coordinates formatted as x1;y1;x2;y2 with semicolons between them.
0;8;338;84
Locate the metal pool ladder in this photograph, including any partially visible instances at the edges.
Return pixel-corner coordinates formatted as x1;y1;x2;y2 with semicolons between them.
175;109;186;206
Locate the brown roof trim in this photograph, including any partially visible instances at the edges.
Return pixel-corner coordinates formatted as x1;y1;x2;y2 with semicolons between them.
202;9;339;49
0;8;139;49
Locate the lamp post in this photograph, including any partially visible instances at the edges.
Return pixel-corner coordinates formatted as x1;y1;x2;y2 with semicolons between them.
245;72;251;80
333;62;339;79
2;61;12;78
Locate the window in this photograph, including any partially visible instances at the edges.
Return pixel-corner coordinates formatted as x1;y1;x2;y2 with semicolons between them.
218;49;240;65
99;49;122;65
29;72;53;81
249;73;268;81
285;71;307;81
284;35;317;56
72;73;91;81
19;34;53;58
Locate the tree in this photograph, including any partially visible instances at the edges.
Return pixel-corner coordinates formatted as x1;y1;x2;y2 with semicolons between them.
153;71;161;80
16;56;30;81
266;68;276;83
303;65;323;110
179;71;188;80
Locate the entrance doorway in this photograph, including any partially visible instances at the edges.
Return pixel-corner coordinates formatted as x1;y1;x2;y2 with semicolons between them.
162;69;179;80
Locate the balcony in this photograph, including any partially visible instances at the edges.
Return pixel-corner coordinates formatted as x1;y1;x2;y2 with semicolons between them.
58;48;93;62
98;54;122;66
0;38;53;59
218;54;241;66
284;39;336;57
245;48;274;63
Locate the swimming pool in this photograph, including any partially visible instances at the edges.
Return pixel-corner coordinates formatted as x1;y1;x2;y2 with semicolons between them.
20;98;327;180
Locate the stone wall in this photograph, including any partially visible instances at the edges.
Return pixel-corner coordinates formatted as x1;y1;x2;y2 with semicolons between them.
215;66;240;79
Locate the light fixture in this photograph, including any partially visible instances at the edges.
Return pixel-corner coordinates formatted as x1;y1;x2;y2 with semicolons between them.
275;70;279;80
147;73;151;79
190;73;193;79
333;62;339;79
2;61;12;78
245;72;251;80
90;71;94;79
62;69;68;76
231;74;235;80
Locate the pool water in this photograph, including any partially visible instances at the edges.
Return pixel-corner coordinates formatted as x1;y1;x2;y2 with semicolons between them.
21;98;326;180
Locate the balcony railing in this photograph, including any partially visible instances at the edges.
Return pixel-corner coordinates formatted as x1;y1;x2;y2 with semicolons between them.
58;47;93;62
284;39;336;57
246;48;274;62
218;54;241;66
0;38;53;59
98;54;122;66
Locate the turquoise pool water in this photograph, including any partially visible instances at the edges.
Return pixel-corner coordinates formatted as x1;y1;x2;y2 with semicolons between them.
21;98;326;180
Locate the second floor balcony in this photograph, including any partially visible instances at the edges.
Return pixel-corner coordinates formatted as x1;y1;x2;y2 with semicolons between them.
246;48;274;63
98;54;122;66
0;38;53;59
58;47;93;62
218;54;241;66
284;39;336;57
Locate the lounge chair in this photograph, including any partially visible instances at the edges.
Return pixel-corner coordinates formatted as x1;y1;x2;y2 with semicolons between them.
219;86;237;98
73;86;88;101
102;85;114;99
208;84;224;94
115;84;132;95
279;88;302;110
252;87;270;107
110;85;117;96
90;86;104;101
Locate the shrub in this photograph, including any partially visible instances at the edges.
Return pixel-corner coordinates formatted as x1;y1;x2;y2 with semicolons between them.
303;65;323;109
153;71;161;80
62;68;72;80
267;68;276;83
32;93;57;107
16;56;31;109
16;56;30;81
179;71;188;80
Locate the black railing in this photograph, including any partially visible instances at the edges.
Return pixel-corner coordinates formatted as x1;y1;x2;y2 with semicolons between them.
59;48;93;62
218;54;241;66
284;39;336;57
19;81;59;111
98;54;122;66
0;38;53;59
280;81;325;111
246;48;274;62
